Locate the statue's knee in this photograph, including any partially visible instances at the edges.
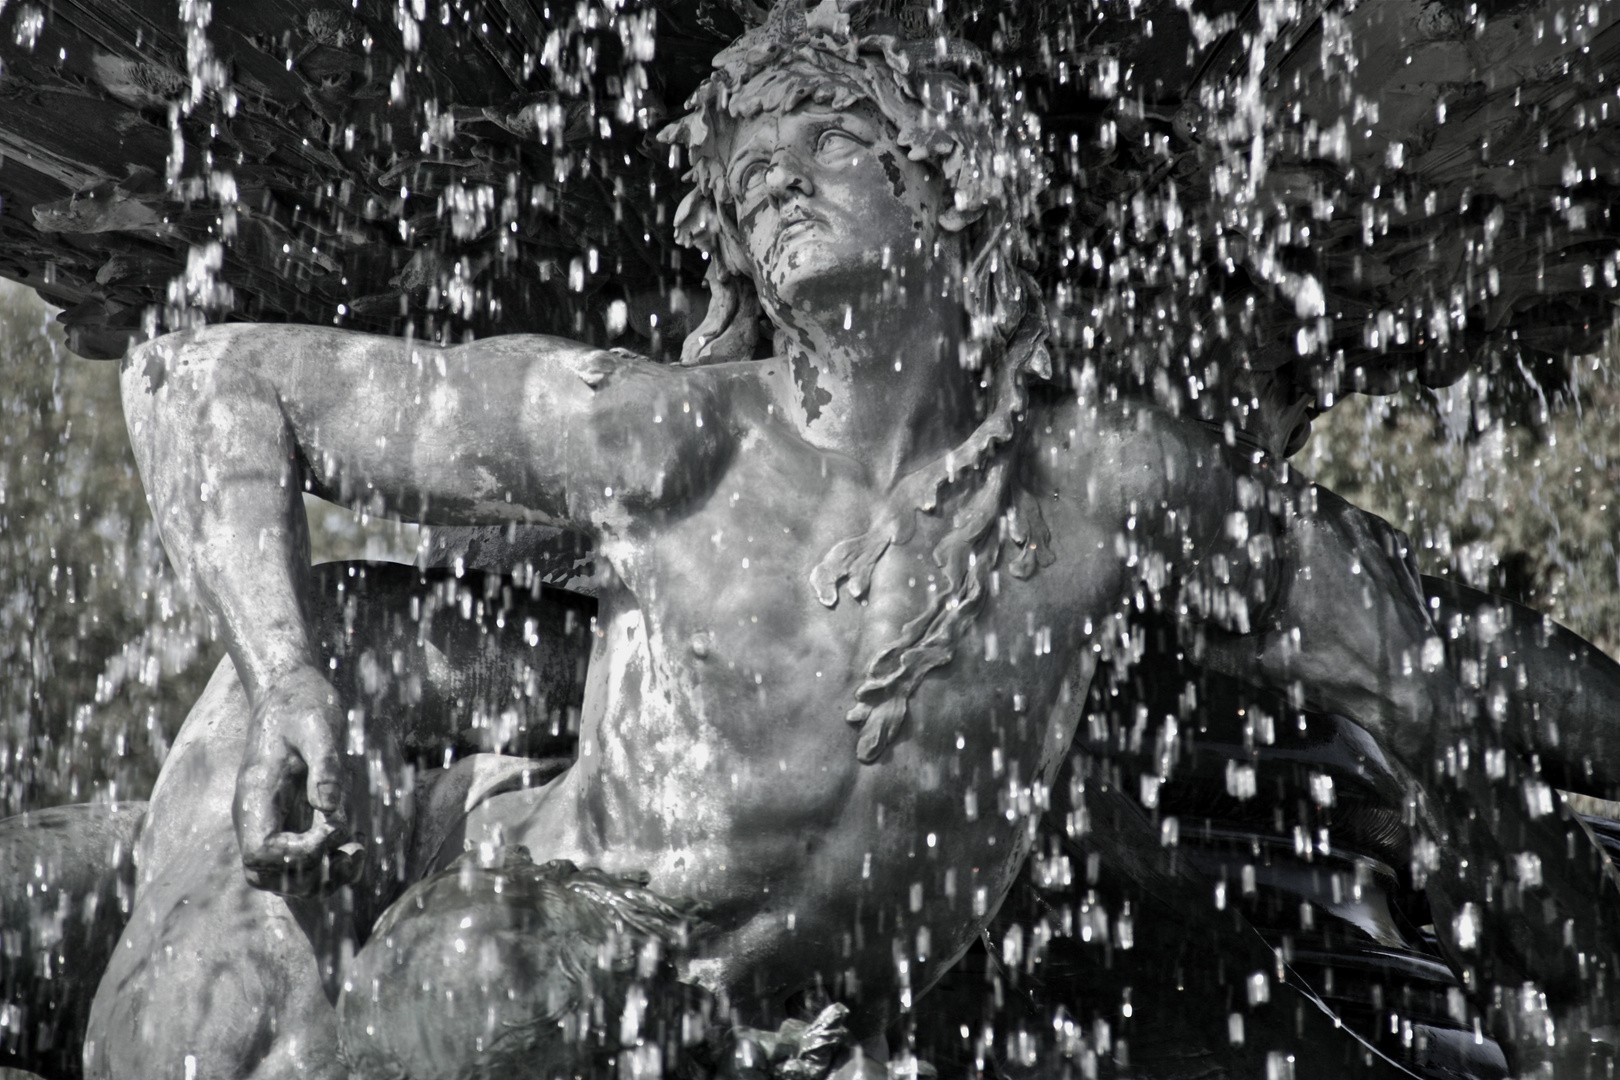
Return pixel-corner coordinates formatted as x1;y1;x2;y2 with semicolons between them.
85;954;212;1080
90;909;310;1080
339;847;705;1080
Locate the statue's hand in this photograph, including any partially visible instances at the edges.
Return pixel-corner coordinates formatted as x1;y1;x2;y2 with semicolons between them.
232;666;360;895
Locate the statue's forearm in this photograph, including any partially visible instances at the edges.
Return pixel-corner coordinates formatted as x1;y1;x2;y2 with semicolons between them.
121;332;319;705
1424;575;1620;797
123;328;381;888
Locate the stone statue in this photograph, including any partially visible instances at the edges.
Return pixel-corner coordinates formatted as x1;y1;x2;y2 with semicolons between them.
0;2;1601;1078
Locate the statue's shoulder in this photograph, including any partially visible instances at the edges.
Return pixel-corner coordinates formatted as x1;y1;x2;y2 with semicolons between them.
656;356;779;421
1030;392;1225;509
541;346;771;423
1029;391;1167;462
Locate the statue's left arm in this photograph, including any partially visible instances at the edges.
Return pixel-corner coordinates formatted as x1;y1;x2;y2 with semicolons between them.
1099;406;1452;765
1192;476;1453;764
1115;408;1620;791
1170;430;1620;796
1069;408;1620;1047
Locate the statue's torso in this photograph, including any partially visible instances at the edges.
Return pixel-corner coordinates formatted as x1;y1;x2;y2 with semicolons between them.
464;378;1143;1014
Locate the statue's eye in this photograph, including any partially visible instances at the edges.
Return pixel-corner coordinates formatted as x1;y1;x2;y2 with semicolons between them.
815;129;865;161
735;161;768;198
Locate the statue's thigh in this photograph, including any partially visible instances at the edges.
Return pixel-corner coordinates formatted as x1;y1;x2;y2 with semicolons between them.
85;826;345;1080
133;656;252;892
86;657;412;1080
83;664;332;1080
84;564;591;1078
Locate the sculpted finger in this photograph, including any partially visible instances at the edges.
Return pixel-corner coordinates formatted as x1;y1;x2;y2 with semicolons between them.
240;819;341;895
232;758;285;861
303;747;349;831
254;818;340;866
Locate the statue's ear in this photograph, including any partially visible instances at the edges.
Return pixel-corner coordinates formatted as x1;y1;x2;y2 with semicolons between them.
939;202;985;233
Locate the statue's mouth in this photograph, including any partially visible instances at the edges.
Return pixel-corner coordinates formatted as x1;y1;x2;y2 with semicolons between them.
776;208;820;244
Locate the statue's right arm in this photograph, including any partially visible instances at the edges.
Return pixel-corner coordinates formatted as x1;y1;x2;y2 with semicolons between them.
120;324;731;893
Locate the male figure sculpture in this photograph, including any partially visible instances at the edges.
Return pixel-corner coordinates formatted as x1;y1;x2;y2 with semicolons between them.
88;3;1601;1076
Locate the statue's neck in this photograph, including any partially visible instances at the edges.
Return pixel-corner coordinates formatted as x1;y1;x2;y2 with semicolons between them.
768;306;977;491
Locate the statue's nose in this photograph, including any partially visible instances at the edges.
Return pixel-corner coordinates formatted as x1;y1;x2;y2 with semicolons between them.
765;151;813;201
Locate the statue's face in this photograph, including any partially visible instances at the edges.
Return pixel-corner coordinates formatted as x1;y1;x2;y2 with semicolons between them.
723;98;955;316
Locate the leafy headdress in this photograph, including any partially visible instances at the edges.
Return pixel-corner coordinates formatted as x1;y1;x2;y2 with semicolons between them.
659;0;1056;762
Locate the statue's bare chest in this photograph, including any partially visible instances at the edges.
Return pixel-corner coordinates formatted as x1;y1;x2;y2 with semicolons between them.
599;441;1116;750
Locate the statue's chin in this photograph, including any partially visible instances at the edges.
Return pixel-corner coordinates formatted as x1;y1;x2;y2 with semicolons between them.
757;252;917;331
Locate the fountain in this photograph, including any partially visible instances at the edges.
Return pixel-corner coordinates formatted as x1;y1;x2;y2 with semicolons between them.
1;0;1619;1078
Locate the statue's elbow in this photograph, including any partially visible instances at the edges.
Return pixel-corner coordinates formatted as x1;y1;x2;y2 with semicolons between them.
120;328;212;401
1373;675;1452;765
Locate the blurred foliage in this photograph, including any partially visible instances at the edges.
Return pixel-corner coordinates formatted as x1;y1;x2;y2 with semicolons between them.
1305;357;1620;658
0;281;223;813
